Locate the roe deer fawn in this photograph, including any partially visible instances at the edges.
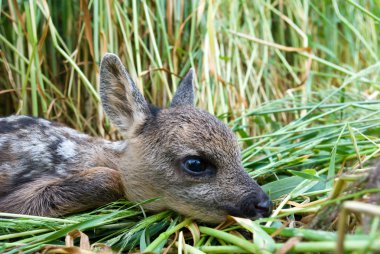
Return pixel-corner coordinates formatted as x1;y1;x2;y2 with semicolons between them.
0;53;272;223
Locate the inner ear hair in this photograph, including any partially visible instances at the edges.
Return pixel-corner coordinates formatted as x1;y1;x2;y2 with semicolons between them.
100;53;150;137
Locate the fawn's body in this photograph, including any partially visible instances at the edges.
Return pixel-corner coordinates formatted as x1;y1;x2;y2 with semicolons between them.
0;54;272;223
0;115;126;215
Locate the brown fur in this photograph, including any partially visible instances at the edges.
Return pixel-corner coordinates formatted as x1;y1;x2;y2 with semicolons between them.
0;167;124;216
0;172;10;196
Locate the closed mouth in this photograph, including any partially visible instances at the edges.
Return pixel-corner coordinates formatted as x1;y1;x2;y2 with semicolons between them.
222;205;261;220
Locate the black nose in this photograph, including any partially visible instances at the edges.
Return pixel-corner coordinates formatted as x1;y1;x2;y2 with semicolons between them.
254;199;272;217
236;193;273;219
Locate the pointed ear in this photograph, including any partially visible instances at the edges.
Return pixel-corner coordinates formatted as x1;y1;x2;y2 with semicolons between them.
170;68;195;107
100;53;150;137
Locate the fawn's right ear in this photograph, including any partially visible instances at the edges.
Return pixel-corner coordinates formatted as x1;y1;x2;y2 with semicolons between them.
100;53;150;137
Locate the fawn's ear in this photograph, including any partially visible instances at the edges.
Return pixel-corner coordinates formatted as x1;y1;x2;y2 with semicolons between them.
170;69;195;107
100;53;150;137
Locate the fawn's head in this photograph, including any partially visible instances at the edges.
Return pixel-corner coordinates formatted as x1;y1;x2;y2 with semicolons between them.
100;53;272;223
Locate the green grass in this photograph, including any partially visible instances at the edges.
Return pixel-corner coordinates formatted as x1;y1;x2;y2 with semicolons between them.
1;0;380;253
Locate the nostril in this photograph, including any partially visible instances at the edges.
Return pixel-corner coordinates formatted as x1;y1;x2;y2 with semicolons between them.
230;194;273;219
255;199;273;216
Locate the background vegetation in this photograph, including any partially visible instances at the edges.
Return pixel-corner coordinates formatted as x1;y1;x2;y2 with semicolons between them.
1;0;380;253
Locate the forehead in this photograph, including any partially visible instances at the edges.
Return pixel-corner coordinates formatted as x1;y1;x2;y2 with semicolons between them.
147;107;240;160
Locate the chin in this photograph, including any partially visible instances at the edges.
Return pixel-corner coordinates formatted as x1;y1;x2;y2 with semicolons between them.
179;208;227;224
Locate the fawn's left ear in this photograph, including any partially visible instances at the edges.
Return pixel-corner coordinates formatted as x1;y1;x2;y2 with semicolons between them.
170;69;195;107
100;53;150;137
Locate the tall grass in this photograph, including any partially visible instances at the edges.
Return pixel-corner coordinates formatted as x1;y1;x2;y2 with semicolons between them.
1;0;380;253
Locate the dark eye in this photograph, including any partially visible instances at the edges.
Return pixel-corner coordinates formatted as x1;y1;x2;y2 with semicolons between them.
181;156;214;176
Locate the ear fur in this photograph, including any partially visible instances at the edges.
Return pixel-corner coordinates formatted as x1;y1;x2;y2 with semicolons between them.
170;68;195;107
100;53;150;137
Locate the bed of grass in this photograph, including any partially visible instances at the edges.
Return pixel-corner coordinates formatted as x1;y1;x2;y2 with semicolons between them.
1;0;380;253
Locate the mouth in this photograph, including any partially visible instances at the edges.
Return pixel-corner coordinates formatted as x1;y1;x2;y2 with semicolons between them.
222;205;263;220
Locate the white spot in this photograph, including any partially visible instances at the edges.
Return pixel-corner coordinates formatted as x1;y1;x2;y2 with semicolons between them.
8;115;28;122
22;140;48;159
38;118;52;126
62;127;90;139
105;140;127;152
57;140;77;159
0;136;7;147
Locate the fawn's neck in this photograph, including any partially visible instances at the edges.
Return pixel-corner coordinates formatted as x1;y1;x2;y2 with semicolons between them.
92;139;128;170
